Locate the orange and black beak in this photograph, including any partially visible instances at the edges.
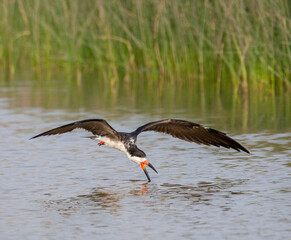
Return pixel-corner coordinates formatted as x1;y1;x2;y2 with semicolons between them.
140;161;158;182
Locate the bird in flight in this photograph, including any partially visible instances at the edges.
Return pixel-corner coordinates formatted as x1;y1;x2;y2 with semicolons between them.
31;119;249;182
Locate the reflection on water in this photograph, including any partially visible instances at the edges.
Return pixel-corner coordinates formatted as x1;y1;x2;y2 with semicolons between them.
44;178;249;219
0;77;290;132
0;79;290;239
131;179;249;203
45;188;124;216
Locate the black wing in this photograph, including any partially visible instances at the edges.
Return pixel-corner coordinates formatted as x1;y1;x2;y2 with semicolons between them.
31;119;120;140
134;119;249;153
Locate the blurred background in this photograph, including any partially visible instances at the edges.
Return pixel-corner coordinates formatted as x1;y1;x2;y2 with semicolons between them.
0;1;291;239
0;0;290;131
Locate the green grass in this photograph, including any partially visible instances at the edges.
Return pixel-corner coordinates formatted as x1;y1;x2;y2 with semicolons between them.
0;0;290;93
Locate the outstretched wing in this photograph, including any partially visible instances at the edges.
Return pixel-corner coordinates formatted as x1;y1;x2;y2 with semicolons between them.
134;119;249;153
31;119;120;140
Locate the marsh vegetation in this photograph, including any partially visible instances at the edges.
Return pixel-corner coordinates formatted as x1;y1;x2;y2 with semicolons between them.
1;0;290;94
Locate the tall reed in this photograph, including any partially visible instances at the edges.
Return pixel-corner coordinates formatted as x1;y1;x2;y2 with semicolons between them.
0;0;290;92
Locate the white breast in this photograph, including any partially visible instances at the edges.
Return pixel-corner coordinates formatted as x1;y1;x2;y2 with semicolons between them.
126;154;146;164
92;136;127;153
91;136;144;164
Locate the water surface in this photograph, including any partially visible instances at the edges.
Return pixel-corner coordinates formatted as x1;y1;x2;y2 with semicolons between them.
0;79;290;239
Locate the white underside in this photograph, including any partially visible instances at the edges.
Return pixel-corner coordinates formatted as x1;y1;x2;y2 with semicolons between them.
92;136;146;164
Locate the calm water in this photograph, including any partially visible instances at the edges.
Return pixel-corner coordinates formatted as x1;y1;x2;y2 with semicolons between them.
0;79;290;239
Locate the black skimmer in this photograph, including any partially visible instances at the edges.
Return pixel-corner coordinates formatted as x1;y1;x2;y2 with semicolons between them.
31;119;249;182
